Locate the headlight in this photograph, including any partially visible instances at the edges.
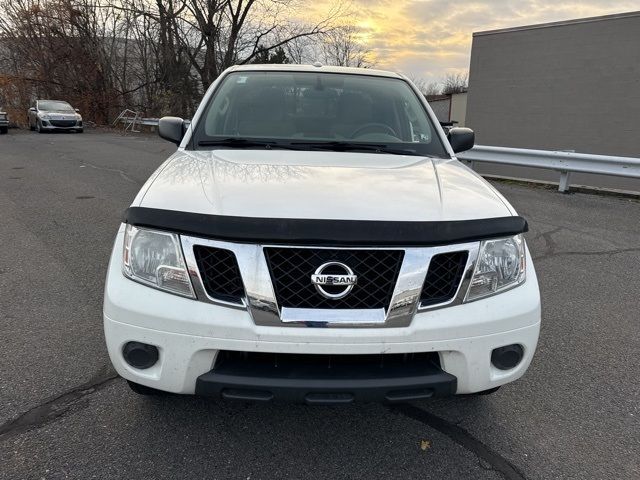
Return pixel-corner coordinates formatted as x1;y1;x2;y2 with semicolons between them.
465;234;526;301
122;224;195;298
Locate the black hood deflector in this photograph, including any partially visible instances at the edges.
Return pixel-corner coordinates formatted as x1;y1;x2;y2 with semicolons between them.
124;207;528;246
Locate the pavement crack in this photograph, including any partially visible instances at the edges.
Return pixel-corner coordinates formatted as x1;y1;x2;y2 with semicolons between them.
390;404;527;480
0;367;119;442
81;161;141;185
538;226;561;258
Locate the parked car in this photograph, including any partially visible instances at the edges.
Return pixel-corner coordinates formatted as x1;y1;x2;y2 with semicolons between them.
104;64;540;403
0;108;8;134
27;100;83;133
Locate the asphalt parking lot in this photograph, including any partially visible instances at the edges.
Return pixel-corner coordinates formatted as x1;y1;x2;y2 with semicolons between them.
1;130;639;479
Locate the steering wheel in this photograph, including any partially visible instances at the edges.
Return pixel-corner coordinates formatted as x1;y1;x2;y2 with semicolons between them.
350;123;398;139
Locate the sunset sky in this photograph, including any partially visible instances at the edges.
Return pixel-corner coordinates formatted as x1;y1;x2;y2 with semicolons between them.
309;1;640;82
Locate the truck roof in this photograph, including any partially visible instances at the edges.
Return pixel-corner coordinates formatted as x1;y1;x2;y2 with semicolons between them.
228;63;404;79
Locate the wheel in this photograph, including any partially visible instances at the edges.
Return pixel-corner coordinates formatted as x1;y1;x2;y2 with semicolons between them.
76;129;84;133
0;126;7;134
36;120;44;133
127;380;166;396
29;119;35;131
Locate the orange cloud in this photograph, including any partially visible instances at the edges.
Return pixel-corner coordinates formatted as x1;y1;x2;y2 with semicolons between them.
303;0;640;81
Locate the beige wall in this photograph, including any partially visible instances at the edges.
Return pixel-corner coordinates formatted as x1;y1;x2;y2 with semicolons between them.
428;93;467;125
450;93;467;127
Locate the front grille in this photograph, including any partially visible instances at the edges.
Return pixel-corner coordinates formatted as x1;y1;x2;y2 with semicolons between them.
193;246;245;303
264;248;404;310
420;251;468;306
50;120;76;127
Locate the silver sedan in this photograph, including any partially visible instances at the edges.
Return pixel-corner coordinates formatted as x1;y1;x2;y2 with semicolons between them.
28;100;83;133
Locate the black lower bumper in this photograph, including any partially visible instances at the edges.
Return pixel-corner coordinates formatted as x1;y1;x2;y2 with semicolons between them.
195;352;457;405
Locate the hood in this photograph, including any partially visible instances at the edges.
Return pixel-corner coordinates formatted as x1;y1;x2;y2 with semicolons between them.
42;110;77;116
138;150;513;222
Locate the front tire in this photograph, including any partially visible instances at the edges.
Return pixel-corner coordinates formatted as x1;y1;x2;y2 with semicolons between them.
126;380;166;396
0;126;7;134
36;120;44;133
76;128;84;133
29;119;35;131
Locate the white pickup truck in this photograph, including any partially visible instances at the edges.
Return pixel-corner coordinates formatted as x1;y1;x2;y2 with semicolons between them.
104;64;540;404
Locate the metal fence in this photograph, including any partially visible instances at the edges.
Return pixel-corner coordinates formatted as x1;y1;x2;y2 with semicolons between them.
458;145;640;192
113;110;160;132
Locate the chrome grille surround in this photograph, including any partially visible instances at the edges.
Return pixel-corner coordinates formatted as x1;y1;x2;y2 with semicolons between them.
181;235;480;328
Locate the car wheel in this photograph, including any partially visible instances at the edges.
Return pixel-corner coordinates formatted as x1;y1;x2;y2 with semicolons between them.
0;126;7;134
36;120;44;133
126;380;167;396
29;119;35;131
76;129;84;133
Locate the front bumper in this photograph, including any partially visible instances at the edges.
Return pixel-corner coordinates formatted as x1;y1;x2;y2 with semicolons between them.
195;351;457;403
40;119;82;130
104;230;541;398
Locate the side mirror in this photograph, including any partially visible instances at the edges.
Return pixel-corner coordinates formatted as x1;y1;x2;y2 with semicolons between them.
447;127;475;154
74;108;80;113
29;107;36;113
158;116;186;145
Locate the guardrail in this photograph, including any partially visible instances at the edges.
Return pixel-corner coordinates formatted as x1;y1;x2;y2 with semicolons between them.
458;145;640;192
113;110;160;132
123;117;159;126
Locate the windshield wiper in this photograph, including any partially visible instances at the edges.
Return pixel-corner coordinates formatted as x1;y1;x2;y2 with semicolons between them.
198;138;302;150
290;141;417;155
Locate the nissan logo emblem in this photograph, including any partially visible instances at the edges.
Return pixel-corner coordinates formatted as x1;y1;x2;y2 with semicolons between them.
310;262;358;300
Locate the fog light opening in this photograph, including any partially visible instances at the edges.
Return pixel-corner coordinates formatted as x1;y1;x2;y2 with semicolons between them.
491;344;524;371
122;341;159;369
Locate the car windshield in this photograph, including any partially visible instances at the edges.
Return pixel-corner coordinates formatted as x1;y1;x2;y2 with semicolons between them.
194;71;448;157
39;101;74;112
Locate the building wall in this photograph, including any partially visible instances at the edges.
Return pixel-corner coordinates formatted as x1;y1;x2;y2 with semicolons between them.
449;93;467;127
466;12;640;157
428;97;450;123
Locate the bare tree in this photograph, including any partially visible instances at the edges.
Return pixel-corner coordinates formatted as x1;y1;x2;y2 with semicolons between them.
318;24;373;68
441;72;468;95
0;0;351;122
112;0;346;90
407;76;441;96
0;0;127;123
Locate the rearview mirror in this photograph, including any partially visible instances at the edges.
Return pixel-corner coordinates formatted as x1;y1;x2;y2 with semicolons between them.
158;116;186;145
447;127;475;154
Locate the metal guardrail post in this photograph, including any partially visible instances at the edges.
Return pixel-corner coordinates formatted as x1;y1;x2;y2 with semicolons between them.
558;150;575;193
558;171;572;193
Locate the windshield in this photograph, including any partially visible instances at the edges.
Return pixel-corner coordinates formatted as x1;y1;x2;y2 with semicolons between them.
194;71;447;157
39;101;74;112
